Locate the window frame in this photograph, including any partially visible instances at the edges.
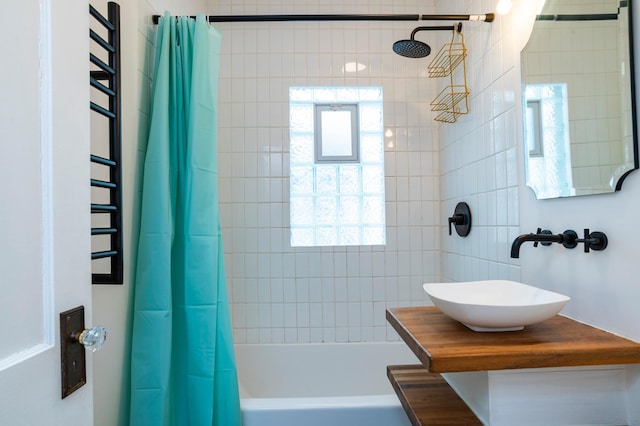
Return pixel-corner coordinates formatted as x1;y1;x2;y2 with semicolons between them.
314;103;360;163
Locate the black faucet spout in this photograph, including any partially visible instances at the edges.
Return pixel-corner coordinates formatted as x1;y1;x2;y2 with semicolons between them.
510;232;564;258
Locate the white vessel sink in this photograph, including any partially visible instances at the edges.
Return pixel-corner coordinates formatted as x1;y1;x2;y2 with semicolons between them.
423;280;570;332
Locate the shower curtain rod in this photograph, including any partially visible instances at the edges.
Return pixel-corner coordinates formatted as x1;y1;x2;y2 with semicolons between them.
536;13;618;21
151;13;495;25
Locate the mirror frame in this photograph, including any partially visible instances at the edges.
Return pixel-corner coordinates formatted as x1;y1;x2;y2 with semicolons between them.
521;0;639;199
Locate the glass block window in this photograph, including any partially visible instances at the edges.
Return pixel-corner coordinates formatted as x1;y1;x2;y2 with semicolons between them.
524;83;574;198
289;87;386;247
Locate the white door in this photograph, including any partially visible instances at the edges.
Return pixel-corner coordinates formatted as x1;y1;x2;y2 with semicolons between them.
0;0;94;424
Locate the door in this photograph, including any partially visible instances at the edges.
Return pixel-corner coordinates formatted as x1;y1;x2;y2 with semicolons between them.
0;0;94;424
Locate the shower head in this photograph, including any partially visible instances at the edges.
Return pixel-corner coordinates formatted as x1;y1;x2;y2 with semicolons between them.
393;24;461;59
393;38;431;58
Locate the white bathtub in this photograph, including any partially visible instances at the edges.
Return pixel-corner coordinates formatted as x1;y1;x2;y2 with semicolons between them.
235;342;417;426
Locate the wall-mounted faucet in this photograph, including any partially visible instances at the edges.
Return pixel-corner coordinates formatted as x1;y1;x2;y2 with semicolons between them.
510;229;576;258
510;228;608;258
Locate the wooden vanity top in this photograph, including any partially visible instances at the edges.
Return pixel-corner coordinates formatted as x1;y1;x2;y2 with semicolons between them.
387;306;640;373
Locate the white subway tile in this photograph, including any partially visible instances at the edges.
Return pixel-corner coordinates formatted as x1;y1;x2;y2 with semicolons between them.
218;0;522;345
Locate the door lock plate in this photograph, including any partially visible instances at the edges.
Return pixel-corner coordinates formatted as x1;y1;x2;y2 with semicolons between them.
60;306;87;399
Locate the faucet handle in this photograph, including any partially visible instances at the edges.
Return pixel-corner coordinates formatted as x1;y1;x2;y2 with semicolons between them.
447;202;472;237
448;214;464;235
575;228;608;253
533;228;554;247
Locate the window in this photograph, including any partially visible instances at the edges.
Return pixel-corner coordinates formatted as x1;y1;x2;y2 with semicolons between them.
525;100;543;157
289;87;385;247
524;83;574;197
314;103;359;163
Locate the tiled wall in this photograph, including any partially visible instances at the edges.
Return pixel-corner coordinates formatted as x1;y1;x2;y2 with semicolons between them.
435;2;522;283
216;0;443;344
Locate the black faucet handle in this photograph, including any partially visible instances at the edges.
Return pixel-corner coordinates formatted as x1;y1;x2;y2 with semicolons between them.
533;228;542;247
448;202;472;237
448;214;464;235
533;228;554;247
575;228;608;253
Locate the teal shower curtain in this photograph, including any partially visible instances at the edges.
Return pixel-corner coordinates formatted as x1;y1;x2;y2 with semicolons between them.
129;14;241;426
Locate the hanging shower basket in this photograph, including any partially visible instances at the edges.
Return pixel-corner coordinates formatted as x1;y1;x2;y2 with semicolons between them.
428;26;469;123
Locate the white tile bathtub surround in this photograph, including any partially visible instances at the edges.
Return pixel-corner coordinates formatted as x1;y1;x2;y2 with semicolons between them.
217;0;440;344
435;0;522;284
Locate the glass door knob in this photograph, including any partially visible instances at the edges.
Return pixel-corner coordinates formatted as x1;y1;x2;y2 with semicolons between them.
72;326;107;352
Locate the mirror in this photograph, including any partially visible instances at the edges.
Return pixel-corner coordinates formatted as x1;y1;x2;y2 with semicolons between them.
521;0;638;199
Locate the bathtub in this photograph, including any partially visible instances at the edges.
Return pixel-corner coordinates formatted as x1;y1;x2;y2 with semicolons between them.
235;341;417;426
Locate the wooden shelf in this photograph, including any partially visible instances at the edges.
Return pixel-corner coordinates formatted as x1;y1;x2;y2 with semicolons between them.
387;306;640;373
387;365;482;426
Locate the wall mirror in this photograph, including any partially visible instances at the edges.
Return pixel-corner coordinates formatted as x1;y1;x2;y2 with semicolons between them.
521;0;638;199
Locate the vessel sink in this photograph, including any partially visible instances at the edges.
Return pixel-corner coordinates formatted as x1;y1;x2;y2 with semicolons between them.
423;280;570;332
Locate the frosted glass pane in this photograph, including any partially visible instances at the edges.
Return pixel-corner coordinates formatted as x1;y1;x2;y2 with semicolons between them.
358;88;383;101
338;196;361;224
542;100;562;125
316;166;337;194
290;197;314;225
290;87;314;101
360;104;383;131
362;165;384;194
291;228;314;246
290;166;314;195
362;226;385;245
362;196;385;225
313;88;336;101
338;227;361;245
290;134;314;164
321;110;353;156
541;84;562;98
315;196;337;224
335;87;359;102
338;165;361;194
290;104;313;132
361;134;384;163
316;227;338;246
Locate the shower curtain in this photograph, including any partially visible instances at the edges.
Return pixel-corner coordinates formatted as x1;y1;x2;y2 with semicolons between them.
129;14;241;426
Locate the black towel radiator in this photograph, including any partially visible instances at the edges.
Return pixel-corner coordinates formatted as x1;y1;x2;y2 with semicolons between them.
89;2;123;284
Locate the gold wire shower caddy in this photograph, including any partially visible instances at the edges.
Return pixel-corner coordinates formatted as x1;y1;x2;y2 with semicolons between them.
428;27;469;123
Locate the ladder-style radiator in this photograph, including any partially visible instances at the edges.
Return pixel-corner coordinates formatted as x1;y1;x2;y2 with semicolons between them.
89;2;123;284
